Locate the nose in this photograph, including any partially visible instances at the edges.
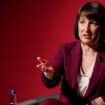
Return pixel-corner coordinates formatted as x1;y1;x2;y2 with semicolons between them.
84;23;90;32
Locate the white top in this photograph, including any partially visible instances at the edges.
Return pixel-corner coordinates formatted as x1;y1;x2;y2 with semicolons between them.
77;61;95;96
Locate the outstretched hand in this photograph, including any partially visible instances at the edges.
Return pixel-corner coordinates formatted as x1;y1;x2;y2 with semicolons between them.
36;56;54;79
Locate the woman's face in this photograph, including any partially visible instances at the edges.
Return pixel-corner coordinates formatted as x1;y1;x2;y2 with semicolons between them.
78;15;99;45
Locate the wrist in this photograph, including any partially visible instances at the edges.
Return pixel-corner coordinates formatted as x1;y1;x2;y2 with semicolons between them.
44;72;53;80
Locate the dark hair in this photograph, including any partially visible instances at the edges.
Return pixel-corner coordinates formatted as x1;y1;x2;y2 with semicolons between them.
74;1;105;41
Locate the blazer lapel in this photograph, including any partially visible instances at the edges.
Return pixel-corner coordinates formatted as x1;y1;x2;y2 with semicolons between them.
85;51;105;97
67;41;82;88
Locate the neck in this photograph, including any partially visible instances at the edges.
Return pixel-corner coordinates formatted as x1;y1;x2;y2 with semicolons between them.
81;43;99;56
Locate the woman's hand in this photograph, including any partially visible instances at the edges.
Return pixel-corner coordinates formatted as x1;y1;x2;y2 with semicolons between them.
36;57;54;79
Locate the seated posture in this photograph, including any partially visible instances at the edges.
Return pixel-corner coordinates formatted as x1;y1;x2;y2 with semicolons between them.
37;1;105;105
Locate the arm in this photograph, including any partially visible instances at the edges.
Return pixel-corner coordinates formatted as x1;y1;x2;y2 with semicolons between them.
37;44;64;88
89;97;105;105
42;44;64;88
89;76;105;105
88;81;105;105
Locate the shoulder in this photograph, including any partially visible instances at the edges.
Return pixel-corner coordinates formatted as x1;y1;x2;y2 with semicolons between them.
62;41;78;48
59;41;80;52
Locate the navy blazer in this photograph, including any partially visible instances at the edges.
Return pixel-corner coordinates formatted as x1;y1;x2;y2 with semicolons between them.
42;41;105;105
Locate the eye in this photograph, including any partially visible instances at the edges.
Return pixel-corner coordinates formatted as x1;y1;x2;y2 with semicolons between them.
79;20;85;24
91;20;98;26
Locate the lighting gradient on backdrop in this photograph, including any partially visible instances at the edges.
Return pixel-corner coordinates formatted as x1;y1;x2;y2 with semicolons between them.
1;0;105;104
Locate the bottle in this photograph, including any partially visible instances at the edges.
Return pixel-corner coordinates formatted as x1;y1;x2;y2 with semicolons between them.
10;89;17;105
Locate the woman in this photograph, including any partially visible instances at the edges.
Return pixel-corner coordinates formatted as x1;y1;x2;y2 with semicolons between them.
37;1;105;105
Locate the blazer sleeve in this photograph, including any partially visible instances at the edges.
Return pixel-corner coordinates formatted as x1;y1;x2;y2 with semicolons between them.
90;77;105;105
41;44;64;88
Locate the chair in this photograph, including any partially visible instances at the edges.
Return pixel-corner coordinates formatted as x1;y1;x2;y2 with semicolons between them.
18;94;59;105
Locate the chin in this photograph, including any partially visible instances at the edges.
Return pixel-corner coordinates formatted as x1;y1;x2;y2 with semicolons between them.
81;40;93;45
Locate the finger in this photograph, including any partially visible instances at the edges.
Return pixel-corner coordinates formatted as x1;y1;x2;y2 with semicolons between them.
36;63;47;71
37;57;48;63
36;63;46;68
36;64;41;68
42;66;54;73
37;56;48;64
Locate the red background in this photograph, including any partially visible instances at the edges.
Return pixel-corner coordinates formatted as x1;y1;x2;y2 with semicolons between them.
1;0;105;104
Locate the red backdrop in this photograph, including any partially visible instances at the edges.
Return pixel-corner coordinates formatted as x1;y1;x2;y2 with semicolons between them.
1;0;105;104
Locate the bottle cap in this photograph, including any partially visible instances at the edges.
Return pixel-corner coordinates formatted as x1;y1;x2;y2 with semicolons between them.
10;89;16;95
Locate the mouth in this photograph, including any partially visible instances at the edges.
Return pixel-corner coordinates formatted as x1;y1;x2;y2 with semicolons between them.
83;34;92;39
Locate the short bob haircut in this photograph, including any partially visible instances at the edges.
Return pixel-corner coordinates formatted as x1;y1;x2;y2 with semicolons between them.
74;1;105;42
